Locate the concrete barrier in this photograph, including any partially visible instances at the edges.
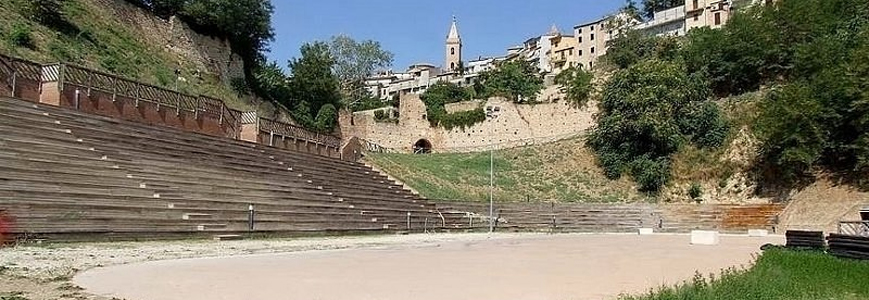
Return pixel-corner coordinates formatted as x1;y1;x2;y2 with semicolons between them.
690;230;720;245
748;229;769;237
638;228;654;235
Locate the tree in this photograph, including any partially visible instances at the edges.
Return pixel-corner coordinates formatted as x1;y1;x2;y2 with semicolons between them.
554;66;594;108
19;0;67;28
641;0;685;20
604;29;680;70
588;60;728;192
328;35;394;87
477;60;543;103
286;42;342;132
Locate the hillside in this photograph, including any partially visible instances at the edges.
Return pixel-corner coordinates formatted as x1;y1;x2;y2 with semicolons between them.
0;0;254;111
367;137;648;203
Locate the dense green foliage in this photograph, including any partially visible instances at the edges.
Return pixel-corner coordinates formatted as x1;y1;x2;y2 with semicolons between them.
554;66;594;108
620;249;869;300
284;42;342;132
327;35;394;109
6;24;34;49
588;60;728;192
18;0;67;28
475;60;543;103
420;82;486;130
603;30;680;70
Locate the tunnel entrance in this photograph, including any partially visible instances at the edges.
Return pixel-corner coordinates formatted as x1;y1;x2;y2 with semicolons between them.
413;139;432;154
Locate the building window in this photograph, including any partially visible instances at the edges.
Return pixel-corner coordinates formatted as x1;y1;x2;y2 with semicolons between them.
590;25;594;30
591;47;595;54
714;12;721;25
451;47;455;55
693;0;698;9
589;61;593;69
568;49;573;56
694;15;699;21
579;50;583;56
579;36;582;43
451;62;455;70
591;33;595;41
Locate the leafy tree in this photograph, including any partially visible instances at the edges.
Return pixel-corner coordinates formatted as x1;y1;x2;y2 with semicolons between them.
641;0;684;20
554;66;594;108
588;60;728;192
476;60;543;103
604;30;679;69
286;42;342;132
328;34;394;89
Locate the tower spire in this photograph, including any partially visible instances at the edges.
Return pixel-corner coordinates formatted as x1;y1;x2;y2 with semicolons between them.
448;16;460;40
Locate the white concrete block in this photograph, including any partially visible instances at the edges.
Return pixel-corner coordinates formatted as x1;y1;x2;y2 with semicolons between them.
638;228;654;235
690;230;720;245
748;229;769;237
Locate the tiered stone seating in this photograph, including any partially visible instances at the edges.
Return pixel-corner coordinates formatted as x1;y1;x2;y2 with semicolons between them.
0;97;452;240
434;201;656;232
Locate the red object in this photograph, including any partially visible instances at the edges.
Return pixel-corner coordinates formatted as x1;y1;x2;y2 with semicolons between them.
0;211;12;245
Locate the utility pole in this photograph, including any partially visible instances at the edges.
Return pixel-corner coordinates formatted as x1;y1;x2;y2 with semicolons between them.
489;141;494;233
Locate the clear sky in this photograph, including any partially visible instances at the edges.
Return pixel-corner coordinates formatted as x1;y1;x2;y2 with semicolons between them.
267;0;625;71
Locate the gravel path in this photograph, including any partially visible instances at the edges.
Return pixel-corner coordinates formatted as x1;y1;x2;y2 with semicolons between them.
0;233;533;300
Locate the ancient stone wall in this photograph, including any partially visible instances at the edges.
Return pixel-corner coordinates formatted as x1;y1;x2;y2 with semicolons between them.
94;0;245;86
340;94;597;153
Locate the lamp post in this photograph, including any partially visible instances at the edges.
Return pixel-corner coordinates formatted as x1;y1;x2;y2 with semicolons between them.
489;142;494;233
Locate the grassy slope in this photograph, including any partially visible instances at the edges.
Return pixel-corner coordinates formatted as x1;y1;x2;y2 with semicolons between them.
620;249;869;300
367;137;647;202
366;93;765;203
0;0;251;111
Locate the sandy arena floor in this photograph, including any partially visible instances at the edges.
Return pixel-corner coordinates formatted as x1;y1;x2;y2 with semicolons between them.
72;233;782;300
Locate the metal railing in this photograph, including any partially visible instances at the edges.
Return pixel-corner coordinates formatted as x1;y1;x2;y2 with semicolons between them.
838;221;869;237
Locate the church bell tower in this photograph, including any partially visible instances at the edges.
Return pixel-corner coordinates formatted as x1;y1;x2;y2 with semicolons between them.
445;16;462;72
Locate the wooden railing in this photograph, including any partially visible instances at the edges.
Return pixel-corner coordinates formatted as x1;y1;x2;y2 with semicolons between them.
838;221;869;237
0;53;342;155
258;117;341;149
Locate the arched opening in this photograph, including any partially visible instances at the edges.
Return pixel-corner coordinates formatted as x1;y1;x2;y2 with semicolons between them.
451;47;455;55
450;62;455;70
413;139;432;154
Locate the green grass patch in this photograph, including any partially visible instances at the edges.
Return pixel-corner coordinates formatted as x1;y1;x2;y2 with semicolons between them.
366;137;647;202
620;249;869;300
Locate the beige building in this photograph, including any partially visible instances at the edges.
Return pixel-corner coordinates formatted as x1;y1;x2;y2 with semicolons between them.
685;0;732;30
548;33;579;74
573;12;636;70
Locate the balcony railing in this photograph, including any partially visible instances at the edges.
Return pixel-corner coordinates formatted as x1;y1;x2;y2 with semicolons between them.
838;221;869;237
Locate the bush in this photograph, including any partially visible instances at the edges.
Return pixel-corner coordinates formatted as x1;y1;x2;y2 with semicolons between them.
18;0;67;27
420;82;485;129
554;66;594;108
588;60;728;193
688;182;703;200
6;24;34;49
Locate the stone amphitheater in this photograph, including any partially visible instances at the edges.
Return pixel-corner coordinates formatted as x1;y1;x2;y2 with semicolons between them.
0;53;793;300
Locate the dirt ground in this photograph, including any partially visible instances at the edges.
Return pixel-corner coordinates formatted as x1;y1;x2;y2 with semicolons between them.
1;233;782;300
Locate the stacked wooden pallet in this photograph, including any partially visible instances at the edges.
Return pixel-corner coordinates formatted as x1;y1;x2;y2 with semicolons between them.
785;230;826;250
827;234;869;260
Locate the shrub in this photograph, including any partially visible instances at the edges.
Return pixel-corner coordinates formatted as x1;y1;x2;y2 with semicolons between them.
420;82;485;129
554;66;594;108
18;0;67;28
7;24;34;49
588;60;728;193
688;182;703;201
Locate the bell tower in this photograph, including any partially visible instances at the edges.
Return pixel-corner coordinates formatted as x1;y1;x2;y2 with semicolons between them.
445;16;462;72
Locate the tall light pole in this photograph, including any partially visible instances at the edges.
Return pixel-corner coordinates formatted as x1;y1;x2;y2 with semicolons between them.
489;143;494;233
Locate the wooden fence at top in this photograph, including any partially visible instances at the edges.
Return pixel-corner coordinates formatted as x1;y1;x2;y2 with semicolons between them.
0;53;341;155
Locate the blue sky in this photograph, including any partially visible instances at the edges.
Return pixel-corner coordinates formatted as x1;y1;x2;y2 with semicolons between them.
267;1;625;71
